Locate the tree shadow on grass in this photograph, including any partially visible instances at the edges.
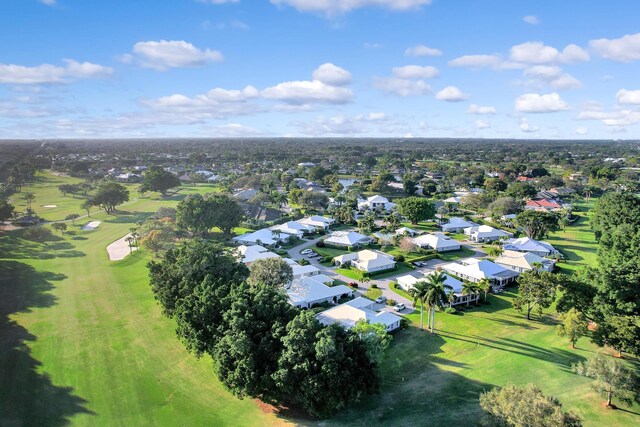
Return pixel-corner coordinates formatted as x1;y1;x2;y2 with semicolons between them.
0;260;95;426
104;211;153;224
0;232;85;260
282;329;494;426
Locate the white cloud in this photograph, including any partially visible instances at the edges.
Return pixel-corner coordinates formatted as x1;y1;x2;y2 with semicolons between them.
435;86;469;102
312;63;352;86
261;80;352;104
373;77;431;96
448;54;503;69
270;0;432;16
523;15;540;25
561;44;590;63
575;127;588;135
515;92;569;113
590;33;640;62
475;120;490;129
616;89;640;105
578;108;640;127
404;44;442;57
0;60;113;84
522;65;581;90
392;65;439;79
294;112;389;135
467;104;496;114
519;118;539;133
123;40;223;70
510;41;589;64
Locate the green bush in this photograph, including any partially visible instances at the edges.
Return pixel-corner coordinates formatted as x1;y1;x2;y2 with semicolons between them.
322;256;333;263
370;283;378;289
315;240;325;247
394;254;405;262
444;307;458;315
386;299;397;306
298;258;310;266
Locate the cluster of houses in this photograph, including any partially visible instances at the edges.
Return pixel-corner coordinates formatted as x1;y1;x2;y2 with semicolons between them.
231;214;404;332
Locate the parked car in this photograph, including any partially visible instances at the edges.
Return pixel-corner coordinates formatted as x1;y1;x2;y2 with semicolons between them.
306;253;319;258
300;249;313;255
375;296;387;304
394;303;406;312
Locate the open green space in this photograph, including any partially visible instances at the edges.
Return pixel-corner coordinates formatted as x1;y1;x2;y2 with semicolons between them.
436;247;476;261
1;179;637;426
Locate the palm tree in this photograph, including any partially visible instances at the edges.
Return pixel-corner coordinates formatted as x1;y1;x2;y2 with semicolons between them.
461;281;480;306
359;276;371;289
447;289;456;308
408;281;430;331
479;278;492;302
125;236;135;254
425;271;453;333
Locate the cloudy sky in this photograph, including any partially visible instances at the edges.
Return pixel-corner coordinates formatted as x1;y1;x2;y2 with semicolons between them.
2;0;640;139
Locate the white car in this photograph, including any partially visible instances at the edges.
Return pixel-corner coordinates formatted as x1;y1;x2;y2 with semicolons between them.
394;303;406;312
300;249;313;255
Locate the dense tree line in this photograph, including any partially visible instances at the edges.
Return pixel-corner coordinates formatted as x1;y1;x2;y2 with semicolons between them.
148;239;386;417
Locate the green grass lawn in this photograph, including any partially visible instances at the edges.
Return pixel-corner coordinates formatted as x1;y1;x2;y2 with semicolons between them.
2;182;638;427
364;287;382;300
436;247;476;261
311;246;349;258
546;202;598;276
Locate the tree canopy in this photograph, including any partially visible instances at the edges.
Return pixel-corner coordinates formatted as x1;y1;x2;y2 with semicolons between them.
515;210;560;240
396;197;434;224
139;166;181;196
92;181;129;213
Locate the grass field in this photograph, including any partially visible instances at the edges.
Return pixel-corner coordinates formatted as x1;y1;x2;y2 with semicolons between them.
1;177;638;426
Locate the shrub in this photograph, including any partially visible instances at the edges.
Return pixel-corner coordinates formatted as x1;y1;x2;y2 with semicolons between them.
322;256;332;263
370;283;378;289
298;259;310;266
386;299;397;306
394;254;405;262
348;282;359;288
315;240;325;247
444;307;458;315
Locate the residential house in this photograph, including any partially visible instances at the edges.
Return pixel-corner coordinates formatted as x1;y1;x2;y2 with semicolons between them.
357;195;397;212
287;274;353;309
503;237;558;257
236;245;280;265
440;217;478;233
333;249;396;273
464;225;512;243
524;199;563;212
442;258;519;289
233;188;260;201
495;250;555;273
412;233;461;252
271;221;316;238
298;215;335;231
316;297;402;332
396;227;419;236
283;258;321;279
232;228;290;247
324;230;373;248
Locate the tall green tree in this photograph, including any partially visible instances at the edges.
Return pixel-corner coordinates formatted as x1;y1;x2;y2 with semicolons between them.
92;182;129;214
274;312;380;417
408;280;430;331
396;197;434;225
247;257;293;288
515;210;560;240
513;270;558;320
0;199;15;222
556;308;588;349
212;282;296;402
147;239;249;317
352;320;393;365
573;354;640;408
139;166;181;196
479;384;581;427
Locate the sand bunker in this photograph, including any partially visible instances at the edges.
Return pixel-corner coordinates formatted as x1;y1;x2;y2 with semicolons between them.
107;233;138;261
42;205;58;208
81;221;101;231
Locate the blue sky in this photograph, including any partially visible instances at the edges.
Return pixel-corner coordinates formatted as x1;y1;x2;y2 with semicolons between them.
2;0;640;139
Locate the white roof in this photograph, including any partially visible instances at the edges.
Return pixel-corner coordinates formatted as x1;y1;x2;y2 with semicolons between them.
325;231;372;246
413;233;460;250
287;276;351;305
443;197;461;204
232;228;279;246
441;217;477;229
465;225;511;238
495;250;555;270
271;221;315;235
503;237;557;254
334;249;395;271
442;258;518;281
367;195;390;203
396;227;418;235
291;263;320;277
317;301;402;329
298;215;334;228
345;296;375;310
237;245;280;264
397;272;463;292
